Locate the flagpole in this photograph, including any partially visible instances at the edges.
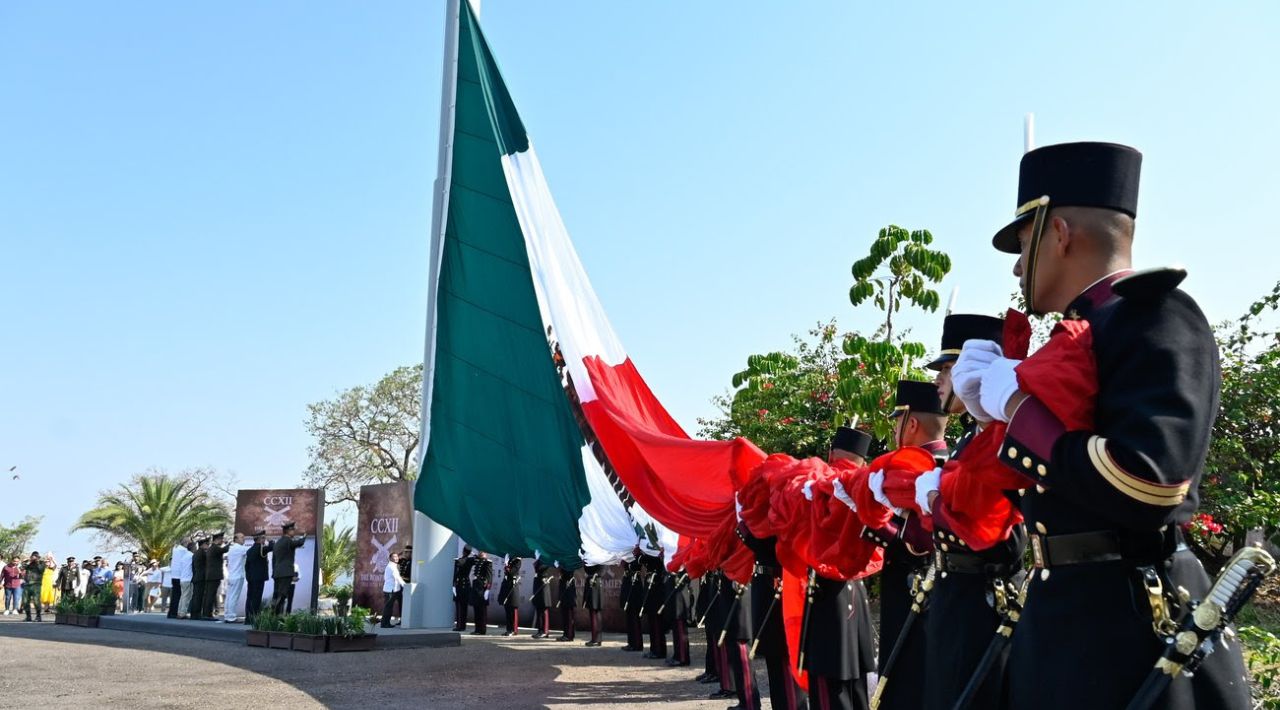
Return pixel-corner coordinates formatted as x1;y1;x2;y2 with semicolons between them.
408;0;467;631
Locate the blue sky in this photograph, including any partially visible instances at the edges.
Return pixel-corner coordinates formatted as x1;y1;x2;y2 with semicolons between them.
2;1;1277;560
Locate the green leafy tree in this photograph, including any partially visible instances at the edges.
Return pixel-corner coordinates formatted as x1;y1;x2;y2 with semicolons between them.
1196;280;1280;566
697;322;846;458
837;225;951;441
72;473;232;562
320;520;356;587
303;364;422;505
0;516;42;560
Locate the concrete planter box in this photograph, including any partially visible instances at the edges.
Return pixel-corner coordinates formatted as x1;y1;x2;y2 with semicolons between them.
246;630;270;647
327;634;377;652
290;633;329;653
268;632;294;650
79;615;100;628
54;613;70;625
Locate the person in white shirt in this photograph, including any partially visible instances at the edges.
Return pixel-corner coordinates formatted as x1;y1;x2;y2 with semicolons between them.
381;552;404;628
170;540;194;619
221;533;251;623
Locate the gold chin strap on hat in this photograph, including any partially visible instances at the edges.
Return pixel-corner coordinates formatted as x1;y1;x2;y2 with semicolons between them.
1019;195;1051;315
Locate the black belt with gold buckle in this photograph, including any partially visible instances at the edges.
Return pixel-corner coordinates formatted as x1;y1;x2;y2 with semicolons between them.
753;563;781;577
1028;529;1187;569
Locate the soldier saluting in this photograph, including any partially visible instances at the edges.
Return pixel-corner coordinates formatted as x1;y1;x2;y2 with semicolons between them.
953;141;1250;708
270;521;306;614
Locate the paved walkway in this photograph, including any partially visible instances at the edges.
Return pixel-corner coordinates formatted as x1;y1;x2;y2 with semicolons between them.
0;616;753;709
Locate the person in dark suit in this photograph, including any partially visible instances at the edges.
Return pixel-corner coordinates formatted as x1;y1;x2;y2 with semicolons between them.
201;532;230;621
469;552;493;635
499;556;522;636
582;564;604;646
188;537;209;621
243;529;271;624
555;566;577;642
530;558;554;639
270;522;306;614
452;545;473;632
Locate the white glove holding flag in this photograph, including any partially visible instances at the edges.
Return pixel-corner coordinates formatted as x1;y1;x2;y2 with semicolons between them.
978;356;1023;423
869;470;892;510
915;467;943;515
802;480;815;501
952;340;1003;421
832;479;857;513
484;590;489;601
734;493;743;521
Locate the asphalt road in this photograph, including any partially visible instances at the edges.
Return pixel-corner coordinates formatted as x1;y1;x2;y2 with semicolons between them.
0;616;760;709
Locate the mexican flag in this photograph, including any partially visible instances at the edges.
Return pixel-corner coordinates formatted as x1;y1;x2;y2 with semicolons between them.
416;0;762;567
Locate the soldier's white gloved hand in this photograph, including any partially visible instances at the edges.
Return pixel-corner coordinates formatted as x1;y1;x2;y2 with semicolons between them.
484;590;489;601
952;339;1002;421
915;467;943;515
734;493;743;521
831;479;857;512
802;480;815;501
869;470;891;509
452;588;456;598
978;356;1022;423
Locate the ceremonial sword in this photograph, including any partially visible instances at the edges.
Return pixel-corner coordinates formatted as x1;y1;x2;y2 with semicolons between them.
656;571;689;616
695;579;723;629
1124;545;1276;710
749;579;782;660
871;564;937;710
949;574;1030;710
796;569;817;671
717;583;747;647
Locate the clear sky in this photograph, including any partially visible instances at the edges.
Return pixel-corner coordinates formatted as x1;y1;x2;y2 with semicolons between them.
3;1;1278;560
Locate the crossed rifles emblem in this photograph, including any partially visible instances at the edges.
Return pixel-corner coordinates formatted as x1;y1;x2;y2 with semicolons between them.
263;505;291;528
371;535;397;572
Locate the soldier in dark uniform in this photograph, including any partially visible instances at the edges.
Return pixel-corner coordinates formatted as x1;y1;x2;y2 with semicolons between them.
640;552;667;659
955;140;1250;709
270;522;306;615
583;564;604;646
693;571;720;684
702;569;736;699
555;566;578;641
871;380;948;710
662;566;693;665
452;545;472;631
716;572;759;710
736;522;803;709
469;552;493;635
919;313;1028;710
499;556;522;636
398;544;413;618
531;557;555;639
202;532;230;621
621;553;646;651
244;529;270;623
189;537;209;621
793;426;876;710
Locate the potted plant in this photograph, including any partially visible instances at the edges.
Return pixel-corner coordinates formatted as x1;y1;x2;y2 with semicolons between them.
333;585;352;617
290;613;329;653
269;611;299;650
328;606;377;652
95;587;118;617
246;609;278;647
54;596;75;625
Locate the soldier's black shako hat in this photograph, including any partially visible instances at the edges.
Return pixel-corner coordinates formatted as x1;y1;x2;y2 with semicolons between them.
831;426;873;459
211;531;225;540
992;142;1143;253
927;314;1006;370
281;521;296;531
888;380;946;418
252;528;266;537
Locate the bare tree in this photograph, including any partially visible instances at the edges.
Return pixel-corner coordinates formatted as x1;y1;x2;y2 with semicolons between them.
303;365;422;505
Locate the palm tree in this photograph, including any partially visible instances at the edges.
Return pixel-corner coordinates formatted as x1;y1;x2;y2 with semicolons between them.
72;474;232;563
320;520;356;586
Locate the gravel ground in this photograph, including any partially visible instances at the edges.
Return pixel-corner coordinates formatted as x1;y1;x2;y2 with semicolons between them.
0;616;754;709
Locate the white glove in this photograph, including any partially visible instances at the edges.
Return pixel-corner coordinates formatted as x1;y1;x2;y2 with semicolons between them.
952;339;1002;420
802;480;815;501
483;590;489;601
869;470;891;509
734;493;743;521
451;588;456;599
914;467;943;515
831;479;857;513
978;356;1022;423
